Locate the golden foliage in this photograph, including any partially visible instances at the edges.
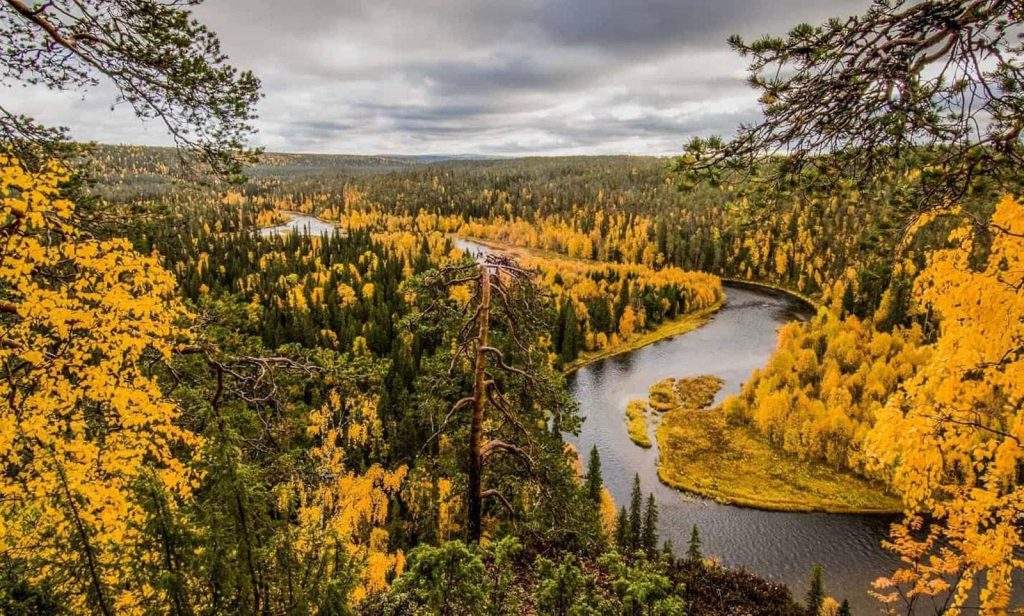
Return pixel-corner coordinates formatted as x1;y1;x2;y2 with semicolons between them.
0;156;197;613
866;195;1024;614
723;311;929;476
280;390;407;606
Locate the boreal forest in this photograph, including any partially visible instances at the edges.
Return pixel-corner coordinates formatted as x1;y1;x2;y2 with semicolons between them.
1;1;1023;615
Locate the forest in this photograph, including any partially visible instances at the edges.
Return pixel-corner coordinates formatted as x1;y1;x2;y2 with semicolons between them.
2;0;1024;615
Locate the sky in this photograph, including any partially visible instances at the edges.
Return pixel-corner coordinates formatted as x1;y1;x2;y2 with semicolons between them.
6;1;868;157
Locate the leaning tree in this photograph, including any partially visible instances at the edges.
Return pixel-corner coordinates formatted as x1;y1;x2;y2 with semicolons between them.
1;0;261;176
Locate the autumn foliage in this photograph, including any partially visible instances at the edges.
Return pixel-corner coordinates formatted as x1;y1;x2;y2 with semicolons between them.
0;155;195;612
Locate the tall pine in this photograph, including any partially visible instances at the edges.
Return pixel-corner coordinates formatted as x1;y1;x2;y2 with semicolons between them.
628;474;643;551
837;599;851;616
640;494;658;555
687;525;702;562
806;565;824;616
585;446;603;505
615;506;629;549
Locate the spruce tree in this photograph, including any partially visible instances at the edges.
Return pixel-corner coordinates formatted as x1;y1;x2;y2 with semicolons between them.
687;525;702;563
615;506;629;549
559;304;580;365
661;539;674;564
584;446;603;505
837;599;851;616
806;565;824;616
640;494;658;555
628;474;643;551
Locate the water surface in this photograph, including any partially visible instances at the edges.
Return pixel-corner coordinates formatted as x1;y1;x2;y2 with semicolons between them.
565;285;898;613
259;212;338;237
454;236;898;612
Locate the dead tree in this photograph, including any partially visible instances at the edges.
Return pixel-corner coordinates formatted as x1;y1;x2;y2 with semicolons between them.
414;254;554;542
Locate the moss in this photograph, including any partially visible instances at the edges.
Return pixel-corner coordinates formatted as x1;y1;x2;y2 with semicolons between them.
655;406;901;513
625;399;651;448
649;375;726;412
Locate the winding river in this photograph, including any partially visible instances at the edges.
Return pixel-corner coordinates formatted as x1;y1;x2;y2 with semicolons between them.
259;212;338;237
455;237;899;613
270;226;898;611
564;285;898;613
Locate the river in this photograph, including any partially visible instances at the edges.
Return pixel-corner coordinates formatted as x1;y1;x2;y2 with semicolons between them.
259;212;339;237
565;285;901;613
454;237;898;613
267;229;900;610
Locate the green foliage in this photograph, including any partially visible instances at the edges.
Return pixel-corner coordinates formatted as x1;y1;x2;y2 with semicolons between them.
389;541;489;615
585;446;603;505
641;494;658;556
687;526;702;563
806;565;825;616
628;475;643;552
599;552;685;616
535;556;603;616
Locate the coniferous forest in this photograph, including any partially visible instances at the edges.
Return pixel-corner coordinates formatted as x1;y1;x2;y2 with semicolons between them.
2;1;1024;615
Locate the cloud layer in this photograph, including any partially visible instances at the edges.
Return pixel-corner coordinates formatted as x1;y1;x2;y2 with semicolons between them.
4;0;867;156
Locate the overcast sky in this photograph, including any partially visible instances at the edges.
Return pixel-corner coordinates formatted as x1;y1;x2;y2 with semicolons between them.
7;1;868;156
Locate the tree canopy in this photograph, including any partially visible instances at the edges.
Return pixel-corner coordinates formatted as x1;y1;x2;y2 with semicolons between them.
674;0;1024;211
1;0;261;176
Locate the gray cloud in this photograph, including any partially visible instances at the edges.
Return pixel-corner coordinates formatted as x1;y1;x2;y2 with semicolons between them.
3;0;870;155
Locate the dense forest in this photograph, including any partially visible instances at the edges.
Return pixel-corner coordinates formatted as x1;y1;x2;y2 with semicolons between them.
3;0;1024;615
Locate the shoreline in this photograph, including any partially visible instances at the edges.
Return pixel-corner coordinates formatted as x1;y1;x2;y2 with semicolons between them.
654;406;902;515
563;299;724;374
719;277;820;312
655;460;902;516
459;234;899;515
451;234;728;375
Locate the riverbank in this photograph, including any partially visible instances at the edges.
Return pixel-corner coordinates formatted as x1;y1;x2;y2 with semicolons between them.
656;406;901;514
452;235;727;375
720;277;820;312
259;211;342;236
563;299;724;373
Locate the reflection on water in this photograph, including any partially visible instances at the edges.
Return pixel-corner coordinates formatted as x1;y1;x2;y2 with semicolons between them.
565;286;899;613
259;213;339;237
451;236;900;608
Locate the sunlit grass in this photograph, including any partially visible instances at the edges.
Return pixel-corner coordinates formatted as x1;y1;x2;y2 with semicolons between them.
625;400;652;448
656;405;901;514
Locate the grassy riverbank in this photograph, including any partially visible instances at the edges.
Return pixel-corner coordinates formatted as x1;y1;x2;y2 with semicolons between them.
656;406;901;514
453;235;726;374
564;300;724;373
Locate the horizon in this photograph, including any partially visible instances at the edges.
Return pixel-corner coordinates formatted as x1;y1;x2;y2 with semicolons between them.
7;0;869;157
95;142;676;160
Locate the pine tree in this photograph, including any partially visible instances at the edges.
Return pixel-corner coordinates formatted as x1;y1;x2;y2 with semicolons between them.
640;494;658;555
806;565;824;616
584;446;603;505
615;506;629;549
559;303;580;364
687;525;702;563
661;539;674;564
837;599;851;616
628;474;643;551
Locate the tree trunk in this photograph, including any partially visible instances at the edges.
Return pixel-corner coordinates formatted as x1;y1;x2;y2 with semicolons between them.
468;264;491;542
